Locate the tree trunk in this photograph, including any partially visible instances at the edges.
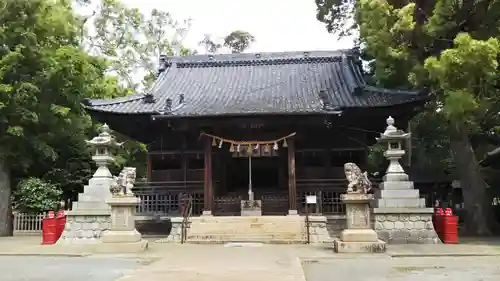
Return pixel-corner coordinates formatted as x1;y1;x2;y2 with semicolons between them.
450;122;496;236
0;160;12;236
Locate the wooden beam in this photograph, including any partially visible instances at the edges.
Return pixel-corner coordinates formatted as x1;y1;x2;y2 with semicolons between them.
203;137;213;214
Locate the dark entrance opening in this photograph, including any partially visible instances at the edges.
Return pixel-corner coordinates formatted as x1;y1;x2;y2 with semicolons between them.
227;157;281;195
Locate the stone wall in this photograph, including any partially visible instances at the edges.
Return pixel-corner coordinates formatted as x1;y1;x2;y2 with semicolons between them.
373;213;441;244
58;215;111;244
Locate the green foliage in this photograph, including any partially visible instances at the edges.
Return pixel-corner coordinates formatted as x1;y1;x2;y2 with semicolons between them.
424;34;500;121
199;31;256;54
12;178;62;214
366;143;385;171
109;138;148;180
0;0;109;172
315;0;500;233
223;31;256;53
76;0;195;90
315;0;357;36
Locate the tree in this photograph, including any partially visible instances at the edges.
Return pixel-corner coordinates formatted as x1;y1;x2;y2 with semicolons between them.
199;34;222;54
315;0;500;235
0;0;112;236
76;0;195;90
199;31;256;54
315;0;357;36
223;30;255;53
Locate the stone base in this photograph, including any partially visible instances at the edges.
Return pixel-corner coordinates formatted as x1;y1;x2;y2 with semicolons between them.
373;210;441;244
94;239;148;253
308;216;334;244
57;214;111;245
334;239;386;253
157;217;183;243
241;200;262;216
288;210;299;215
101;229;142;243
340;228;378;242
201;210;213;216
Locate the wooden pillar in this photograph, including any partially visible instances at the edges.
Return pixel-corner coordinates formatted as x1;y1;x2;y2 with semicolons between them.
203;137;213;215
287;138;297;214
146;154;152;181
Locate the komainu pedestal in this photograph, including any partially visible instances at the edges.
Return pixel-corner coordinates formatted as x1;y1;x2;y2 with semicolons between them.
98;196;148;253
334;194;386;253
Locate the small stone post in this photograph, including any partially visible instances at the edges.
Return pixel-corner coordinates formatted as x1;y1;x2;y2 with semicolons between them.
373;116;440;244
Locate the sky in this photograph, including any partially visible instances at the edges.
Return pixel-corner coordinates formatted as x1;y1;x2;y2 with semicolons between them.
121;0;355;53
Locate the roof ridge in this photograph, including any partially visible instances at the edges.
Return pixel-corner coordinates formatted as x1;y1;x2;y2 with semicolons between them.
361;85;421;95
175;56;343;68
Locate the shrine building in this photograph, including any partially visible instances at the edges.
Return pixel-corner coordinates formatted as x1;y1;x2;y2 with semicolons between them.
85;50;426;217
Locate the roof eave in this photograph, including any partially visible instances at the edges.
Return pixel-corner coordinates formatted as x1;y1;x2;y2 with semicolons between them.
150;110;344;120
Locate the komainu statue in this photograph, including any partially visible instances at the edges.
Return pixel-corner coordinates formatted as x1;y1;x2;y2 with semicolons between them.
110;167;137;196
123;167;137;195
344;162;372;194
109;176;122;195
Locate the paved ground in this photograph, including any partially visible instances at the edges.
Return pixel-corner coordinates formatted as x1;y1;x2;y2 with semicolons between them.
303;256;500;281
1;236;500;281
0;256;148;281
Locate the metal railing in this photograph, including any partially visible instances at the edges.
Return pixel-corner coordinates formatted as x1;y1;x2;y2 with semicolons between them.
13;212;45;236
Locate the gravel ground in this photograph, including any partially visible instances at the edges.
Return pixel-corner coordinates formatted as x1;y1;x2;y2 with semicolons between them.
303;256;500;281
0;256;149;281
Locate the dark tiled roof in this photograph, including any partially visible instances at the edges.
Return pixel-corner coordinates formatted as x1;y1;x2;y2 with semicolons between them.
86;50;424;117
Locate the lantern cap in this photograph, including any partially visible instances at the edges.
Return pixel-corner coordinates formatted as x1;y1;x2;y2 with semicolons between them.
85;123;123;149
376;116;411;142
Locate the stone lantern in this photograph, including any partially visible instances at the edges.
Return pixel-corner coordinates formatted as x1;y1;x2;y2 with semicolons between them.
376;116;410;182
372;116;440;244
85;124;123;178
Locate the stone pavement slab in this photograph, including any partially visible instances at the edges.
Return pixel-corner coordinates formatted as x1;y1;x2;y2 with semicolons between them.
0;256;146;281
303;256;500;281
116;244;306;281
386;243;500;257
0;236;92;256
2;236;500;281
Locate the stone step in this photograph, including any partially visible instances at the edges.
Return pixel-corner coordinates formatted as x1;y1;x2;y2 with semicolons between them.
186;234;306;244
375;189;420;199
373;198;426;208
189;228;306;235
378;181;414;190
179;216;331;244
